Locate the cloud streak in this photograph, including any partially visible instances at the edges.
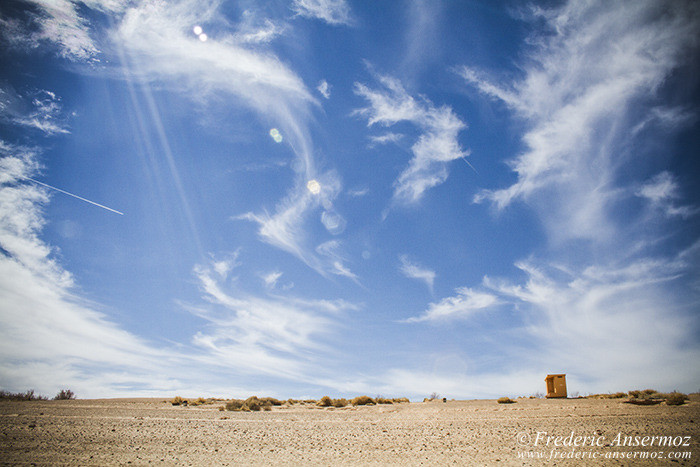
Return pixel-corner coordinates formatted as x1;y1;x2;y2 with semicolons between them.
399;255;435;293
292;0;352;26
355;73;469;205
463;0;699;242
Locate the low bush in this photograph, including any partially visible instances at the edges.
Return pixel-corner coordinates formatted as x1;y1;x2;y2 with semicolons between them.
171;396;185;406
259;397;283;406
0;390;48;401
317;396;333;407
665;392;688;406
375;397;393;404
54;389;75;400
225;396;276;412
497;397;515;404
392;397;410;403
225;399;245;411
332;398;349;408
351;396;375;406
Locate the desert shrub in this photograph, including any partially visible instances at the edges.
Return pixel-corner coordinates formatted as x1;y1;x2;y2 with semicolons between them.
317;396;333;407
171;396;185;406
375;397;393;405
54;389;75;400
588;392;627;399
628;389;659;399
392;397;410;403
225;399;246;411
429;392;440;400
332;398;349;408
351;396;375;406
665;392;688;406
286;399;300;405
259;397;283;406
0;390;48;401
497;397;515;404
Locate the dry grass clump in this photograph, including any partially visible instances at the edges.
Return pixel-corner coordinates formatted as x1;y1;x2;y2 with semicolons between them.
375;397;393;404
317;396;333;407
171;396;186;406
0;390;48;401
351;395;376;406
665;392;688;406
316;396;351;408
225;396;280;412
587;392;627;399
497;397;516;404
624;389;688;406
628;389;657;398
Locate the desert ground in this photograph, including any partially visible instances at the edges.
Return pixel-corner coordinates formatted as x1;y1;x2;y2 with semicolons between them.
1;395;698;466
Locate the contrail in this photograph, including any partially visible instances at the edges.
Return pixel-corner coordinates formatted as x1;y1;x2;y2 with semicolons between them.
26;177;124;216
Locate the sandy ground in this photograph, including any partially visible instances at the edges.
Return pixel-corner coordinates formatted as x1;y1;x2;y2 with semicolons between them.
1;396;698;466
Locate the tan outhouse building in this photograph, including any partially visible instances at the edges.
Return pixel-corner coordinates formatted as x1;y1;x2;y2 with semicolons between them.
545;374;567;398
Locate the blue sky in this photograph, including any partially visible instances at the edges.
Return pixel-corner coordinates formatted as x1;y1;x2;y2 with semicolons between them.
0;0;699;399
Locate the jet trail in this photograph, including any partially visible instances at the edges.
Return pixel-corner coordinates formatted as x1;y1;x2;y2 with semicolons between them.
26;177;124;216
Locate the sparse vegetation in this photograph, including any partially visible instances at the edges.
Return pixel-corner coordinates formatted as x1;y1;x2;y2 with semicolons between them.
317;396;333;407
332;398;349;408
351;395;375;406
225;396;279;412
587;392;627;399
171;396;186;406
0;390;48;401
497;397;516;404
585;389;691;406
665;392;688;406
54;389;75;400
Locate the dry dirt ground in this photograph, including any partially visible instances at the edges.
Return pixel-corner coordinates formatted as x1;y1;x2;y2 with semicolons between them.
1;396;698;466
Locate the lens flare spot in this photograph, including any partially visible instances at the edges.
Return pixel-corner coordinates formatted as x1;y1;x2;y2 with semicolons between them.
193;25;203;35
198;33;208;42
306;179;321;195
269;128;283;143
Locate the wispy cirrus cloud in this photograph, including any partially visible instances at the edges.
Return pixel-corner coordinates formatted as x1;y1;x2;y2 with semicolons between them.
292;0;352;26
463;0;699;242
355;73;470;205
0;86;71;135
317;80;331;99
636;171;698;219
399;255;435;293
0;140;185;397
19;0;102;61
404;287;499;323
190;257;357;379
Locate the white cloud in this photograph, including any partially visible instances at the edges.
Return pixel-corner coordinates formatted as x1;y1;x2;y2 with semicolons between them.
0;86;71;135
404;287;499;323
316;240;358;282
235;17;285;44
317;80;331;99
464;0;700;242
191;258;357;378
24;0;101;61
399;255;435;293
292;0;352;26
355;73;470;204
637;171;697;219
261;271;283;289
0;142;183;397
368;132;403;146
